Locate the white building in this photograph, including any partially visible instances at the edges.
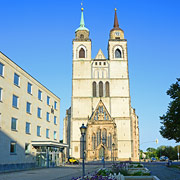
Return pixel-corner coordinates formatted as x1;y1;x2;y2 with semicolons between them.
0;51;66;172
63;8;139;161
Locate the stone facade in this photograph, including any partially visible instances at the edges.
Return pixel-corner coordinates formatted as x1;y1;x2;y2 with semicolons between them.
63;9;139;161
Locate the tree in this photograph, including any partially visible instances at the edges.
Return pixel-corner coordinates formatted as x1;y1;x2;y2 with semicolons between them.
160;78;180;142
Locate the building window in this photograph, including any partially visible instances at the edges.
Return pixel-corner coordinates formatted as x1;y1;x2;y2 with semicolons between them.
27;82;32;94
97;129;101;146
54;116;57;125
46;129;49;138
37;126;41;136
99;62;101;65
26;122;30;134
108;133;112;149
0;88;2;101
0;62;4;76
95;62;97;65
10;142;16;154
115;49;121;58
37;107;41;118
11;117;17;131
105;82;110;97
38;90;42;100
92;133;96;150
26;102;31;114
102;129;107;145
104;62;106;65
46;112;50;121
79;48;85;58
54;101;57;110
99;81;103;97
14;73;20;86
47;96;50;105
92;82;97;97
54;131;57;140
12;95;18;108
25;143;30;154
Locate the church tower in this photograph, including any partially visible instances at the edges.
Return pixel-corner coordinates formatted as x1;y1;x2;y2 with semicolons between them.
64;8;139;161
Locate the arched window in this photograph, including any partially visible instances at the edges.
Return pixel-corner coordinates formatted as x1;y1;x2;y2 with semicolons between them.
105;82;110;97
93;82;96;97
102;129;107;145
97;129;101;146
80;34;84;39
99;81;103;97
108;133;112;149
92;133;96;150
79;48;85;58
115;49;121;58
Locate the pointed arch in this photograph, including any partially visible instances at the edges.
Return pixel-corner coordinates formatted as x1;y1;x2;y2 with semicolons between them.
92;82;97;97
105;81;110;97
79;48;85;58
99;81;103;97
115;49;121;58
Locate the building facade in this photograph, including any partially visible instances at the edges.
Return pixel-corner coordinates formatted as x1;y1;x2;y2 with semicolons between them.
0;52;66;172
63;8;139;161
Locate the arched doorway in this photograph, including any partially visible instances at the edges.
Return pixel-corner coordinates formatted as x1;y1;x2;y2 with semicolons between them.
99;146;105;160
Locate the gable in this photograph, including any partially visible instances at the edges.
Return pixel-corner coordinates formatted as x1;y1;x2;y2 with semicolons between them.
95;49;106;60
90;100;112;121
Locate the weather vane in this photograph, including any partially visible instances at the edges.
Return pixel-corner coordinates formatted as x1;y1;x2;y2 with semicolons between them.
81;0;83;11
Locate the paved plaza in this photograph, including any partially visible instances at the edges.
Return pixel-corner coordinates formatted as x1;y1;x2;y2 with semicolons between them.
0;161;180;180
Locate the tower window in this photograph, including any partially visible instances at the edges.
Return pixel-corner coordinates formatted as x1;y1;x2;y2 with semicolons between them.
79;48;85;58
80;34;84;39
115;49;121;58
105;82;110;97
99;81;103;97
92;82;97;97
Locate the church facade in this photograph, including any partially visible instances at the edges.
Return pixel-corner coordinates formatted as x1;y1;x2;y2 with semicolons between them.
63;8;139;161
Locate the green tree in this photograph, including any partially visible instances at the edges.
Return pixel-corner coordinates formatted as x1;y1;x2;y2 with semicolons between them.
160;78;180;142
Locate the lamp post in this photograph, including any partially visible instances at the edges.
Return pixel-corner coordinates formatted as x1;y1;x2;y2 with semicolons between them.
80;123;87;180
112;143;115;164
102;137;106;168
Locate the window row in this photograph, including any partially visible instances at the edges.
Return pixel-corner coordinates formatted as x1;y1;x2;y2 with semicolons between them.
94;62;106;66
12;95;57;124
92;81;110;97
10;142;31;154
92;129;112;150
0;62;57;109
11;118;57;139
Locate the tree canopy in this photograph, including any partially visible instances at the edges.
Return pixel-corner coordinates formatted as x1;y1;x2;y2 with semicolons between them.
160;78;180;142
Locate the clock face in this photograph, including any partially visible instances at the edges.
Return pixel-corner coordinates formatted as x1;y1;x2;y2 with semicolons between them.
115;31;120;36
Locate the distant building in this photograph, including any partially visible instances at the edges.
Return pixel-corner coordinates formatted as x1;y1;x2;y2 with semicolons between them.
63;8;139;161
0;52;67;172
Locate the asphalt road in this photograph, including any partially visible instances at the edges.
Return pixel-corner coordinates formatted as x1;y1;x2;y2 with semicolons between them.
143;161;180;180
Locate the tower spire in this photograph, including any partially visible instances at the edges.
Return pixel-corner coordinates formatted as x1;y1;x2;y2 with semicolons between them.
75;4;89;32
113;8;120;30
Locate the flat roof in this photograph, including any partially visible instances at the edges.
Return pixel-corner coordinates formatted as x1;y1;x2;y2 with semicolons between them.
31;141;68;148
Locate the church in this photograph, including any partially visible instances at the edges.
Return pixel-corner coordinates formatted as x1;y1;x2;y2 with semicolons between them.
63;7;139;161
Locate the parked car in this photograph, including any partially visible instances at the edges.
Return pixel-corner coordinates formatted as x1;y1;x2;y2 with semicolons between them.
151;157;156;162
68;157;79;164
160;156;169;161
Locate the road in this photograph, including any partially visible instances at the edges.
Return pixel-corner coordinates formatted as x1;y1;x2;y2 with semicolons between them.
143;161;180;180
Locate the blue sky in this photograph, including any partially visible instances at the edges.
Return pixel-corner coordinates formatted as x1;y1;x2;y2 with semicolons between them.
0;0;180;151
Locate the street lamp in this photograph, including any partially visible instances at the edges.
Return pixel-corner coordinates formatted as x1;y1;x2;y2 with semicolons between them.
112;143;115;164
80;123;87;180
102;137;106;168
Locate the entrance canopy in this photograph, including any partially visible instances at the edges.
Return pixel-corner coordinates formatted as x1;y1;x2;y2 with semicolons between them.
31;141;68;148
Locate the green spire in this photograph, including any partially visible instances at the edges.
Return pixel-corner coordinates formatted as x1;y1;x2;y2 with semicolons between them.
75;8;89;32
